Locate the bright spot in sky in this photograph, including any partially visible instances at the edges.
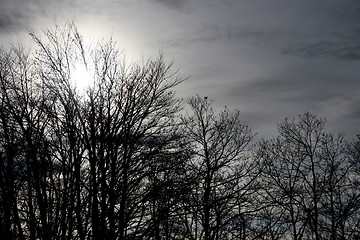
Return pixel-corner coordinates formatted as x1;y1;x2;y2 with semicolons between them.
71;61;92;92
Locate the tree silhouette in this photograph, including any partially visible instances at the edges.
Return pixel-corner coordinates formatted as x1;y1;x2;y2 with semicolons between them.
258;113;360;240
0;23;187;240
1;23;360;240
180;95;258;240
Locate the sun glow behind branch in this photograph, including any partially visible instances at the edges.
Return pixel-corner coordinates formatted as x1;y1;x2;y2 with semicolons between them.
70;60;93;93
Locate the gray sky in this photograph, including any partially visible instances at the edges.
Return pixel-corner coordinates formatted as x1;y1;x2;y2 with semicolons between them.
1;0;360;139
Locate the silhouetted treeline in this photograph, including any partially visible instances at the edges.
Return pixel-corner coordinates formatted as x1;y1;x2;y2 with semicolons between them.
0;24;360;240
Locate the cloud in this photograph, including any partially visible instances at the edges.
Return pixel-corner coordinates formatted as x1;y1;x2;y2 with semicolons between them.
314;93;360;136
225;26;279;44
164;24;280;47
283;40;360;61
0;0;91;36
0;15;19;32
278;0;360;61
225;77;360;138
0;0;359;139
0;3;31;33
150;0;190;10
0;0;62;35
317;94;360;119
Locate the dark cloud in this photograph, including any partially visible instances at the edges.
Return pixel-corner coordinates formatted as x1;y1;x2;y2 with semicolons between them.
0;0;84;36
283;40;360;61
224;59;360;138
0;15;20;32
151;0;190;10
229;77;325;105
0;3;32;33
0;0;63;35
277;0;360;61
225;26;276;44
164;24;280;47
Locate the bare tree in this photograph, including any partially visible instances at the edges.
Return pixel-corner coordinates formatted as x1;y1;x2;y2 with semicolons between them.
0;46;29;240
1;23;188;240
258;136;309;240
180;95;257;240
258;113;360;240
0;44;57;239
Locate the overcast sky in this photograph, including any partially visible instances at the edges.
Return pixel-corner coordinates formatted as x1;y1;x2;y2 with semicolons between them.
1;0;360;139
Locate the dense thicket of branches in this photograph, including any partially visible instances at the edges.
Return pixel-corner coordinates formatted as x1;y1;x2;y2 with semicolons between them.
0;24;360;240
